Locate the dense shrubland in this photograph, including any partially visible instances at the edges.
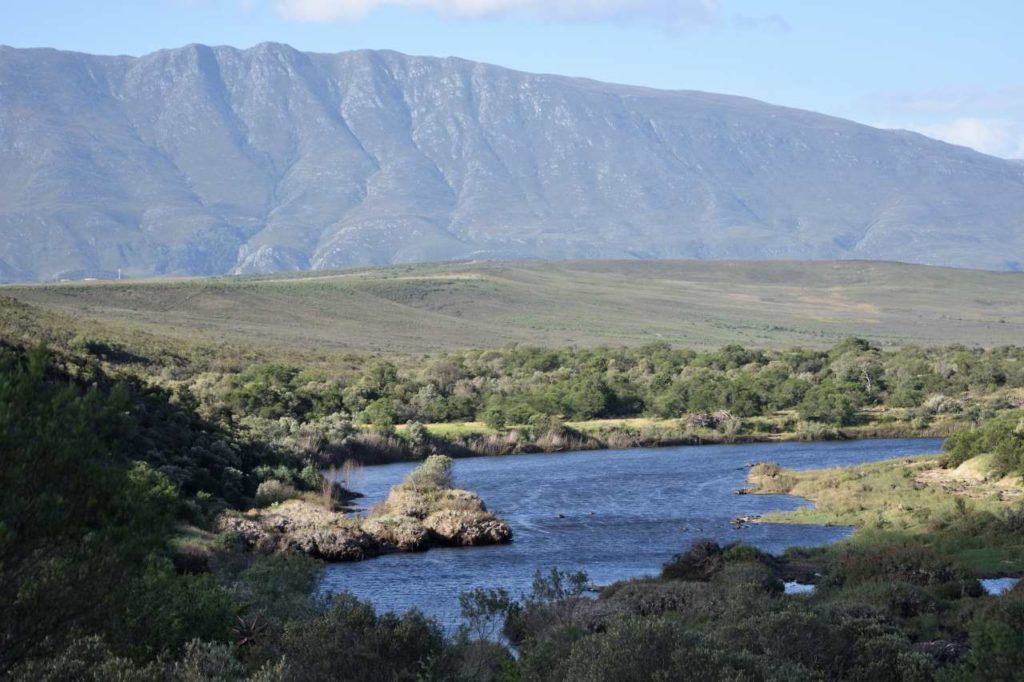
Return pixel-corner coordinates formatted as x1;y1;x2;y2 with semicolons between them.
6;300;1024;679
0;345;505;678
451;535;1024;681
203;338;1024;429
197;338;1024;463
41;318;1024;462
5;293;1023;460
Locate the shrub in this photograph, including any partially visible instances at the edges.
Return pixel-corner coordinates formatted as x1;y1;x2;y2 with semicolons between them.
746;463;798;493
796;420;842;441
955;591;1024;680
255;480;299;507
712;605;933;681
602;580;725;619
280;593;448;681
559;616;759;682
662;540;727;581
922;393;964;415
820;542;970;590
798;380;864;426
403;455;455;490
360;398;397;433
943;411;1024;472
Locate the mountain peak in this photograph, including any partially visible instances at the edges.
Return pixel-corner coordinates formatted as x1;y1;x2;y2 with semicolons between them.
0;44;1022;282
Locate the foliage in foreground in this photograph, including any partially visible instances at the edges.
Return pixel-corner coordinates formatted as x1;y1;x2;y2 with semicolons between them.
5;336;1024;679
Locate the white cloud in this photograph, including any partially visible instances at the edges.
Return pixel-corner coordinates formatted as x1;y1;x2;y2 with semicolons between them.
908;118;1024;159
275;0;720;23
867;87;1024;159
732;13;789;33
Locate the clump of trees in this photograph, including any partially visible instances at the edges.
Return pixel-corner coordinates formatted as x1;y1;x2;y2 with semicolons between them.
943;410;1024;475
200;339;1024;434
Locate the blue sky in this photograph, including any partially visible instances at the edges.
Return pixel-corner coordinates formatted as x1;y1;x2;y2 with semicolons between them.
3;0;1022;157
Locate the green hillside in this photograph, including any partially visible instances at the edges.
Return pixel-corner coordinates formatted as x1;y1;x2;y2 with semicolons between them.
5;260;1024;352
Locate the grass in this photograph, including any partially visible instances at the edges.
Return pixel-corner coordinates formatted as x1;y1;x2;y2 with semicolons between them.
747;455;1024;574
398;422;498;438
402;410;945;454
5;259;1024;353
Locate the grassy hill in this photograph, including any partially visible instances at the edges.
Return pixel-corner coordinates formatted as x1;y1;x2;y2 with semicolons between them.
4;259;1024;353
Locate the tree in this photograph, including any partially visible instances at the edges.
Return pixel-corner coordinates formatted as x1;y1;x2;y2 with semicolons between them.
361;398;396;433
0;347;233;670
798;380;863;426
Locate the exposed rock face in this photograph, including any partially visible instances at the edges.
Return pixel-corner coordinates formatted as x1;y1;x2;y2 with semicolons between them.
423;509;514;546
218;503;380;561
361;515;431;552
217;477;511;562
2;43;1024;282
370;482;513;549
381;487;490;519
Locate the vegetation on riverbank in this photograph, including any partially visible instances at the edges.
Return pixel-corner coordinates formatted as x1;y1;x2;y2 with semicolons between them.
0;345;508;679
444;415;1024;681
4;352;1023;680
5;292;1023;464
6;286;1024;679
744;412;1024;574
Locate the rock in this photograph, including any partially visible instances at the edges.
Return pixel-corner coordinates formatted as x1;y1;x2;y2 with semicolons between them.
217;501;380;562
380;486;487;519
217;514;268;548
280;527;379;562
219;470;513;562
362;515;431;552
423;510;513;546
730;514;760;528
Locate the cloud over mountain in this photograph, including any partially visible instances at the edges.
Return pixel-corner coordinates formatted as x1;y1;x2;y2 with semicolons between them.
275;0;719;22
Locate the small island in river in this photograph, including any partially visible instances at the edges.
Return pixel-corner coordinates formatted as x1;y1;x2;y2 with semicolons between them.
218;455;512;562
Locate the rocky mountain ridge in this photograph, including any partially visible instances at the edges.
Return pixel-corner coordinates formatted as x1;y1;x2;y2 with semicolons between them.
1;43;1023;281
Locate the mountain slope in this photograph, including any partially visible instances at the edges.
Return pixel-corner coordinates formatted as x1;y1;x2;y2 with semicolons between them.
1;43;1023;281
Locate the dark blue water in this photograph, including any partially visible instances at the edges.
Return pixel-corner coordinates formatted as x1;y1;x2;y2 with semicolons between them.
320;438;943;628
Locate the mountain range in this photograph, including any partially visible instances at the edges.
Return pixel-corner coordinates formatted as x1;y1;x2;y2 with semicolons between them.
1;43;1023;282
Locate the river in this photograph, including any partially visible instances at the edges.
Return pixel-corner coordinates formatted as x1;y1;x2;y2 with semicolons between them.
319;437;943;629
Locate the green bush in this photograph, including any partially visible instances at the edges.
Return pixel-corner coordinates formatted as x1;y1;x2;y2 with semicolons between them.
662;540;728;581
254;479;300;507
403;454;455;490
943;411;1024;473
953;590;1024;680
559;616;758;682
279;593;448;681
710;605;933;681
798;380;865;425
820;542;970;590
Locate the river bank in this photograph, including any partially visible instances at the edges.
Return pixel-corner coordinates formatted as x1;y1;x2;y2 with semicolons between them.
334;408;963;465
743;451;1024;576
318;437;944;627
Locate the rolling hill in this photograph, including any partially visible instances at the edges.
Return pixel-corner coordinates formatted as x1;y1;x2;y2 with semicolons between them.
4;260;1024;353
1;44;1023;282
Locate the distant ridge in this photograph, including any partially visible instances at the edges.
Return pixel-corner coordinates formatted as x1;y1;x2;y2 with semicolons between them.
1;43;1023;282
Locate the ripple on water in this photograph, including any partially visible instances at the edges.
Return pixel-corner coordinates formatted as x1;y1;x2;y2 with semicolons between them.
320;438;944;631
